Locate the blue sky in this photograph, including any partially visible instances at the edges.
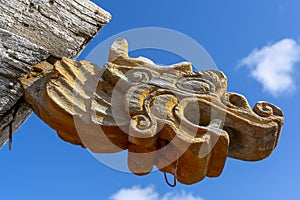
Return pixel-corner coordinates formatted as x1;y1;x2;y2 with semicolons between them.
1;0;300;199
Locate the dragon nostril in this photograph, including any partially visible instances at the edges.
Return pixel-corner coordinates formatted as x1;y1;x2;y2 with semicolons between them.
228;93;249;109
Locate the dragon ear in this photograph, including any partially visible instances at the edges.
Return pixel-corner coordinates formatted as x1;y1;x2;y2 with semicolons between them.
108;38;148;66
169;62;193;72
109;38;129;63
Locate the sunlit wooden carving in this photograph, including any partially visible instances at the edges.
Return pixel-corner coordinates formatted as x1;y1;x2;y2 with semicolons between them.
20;38;284;185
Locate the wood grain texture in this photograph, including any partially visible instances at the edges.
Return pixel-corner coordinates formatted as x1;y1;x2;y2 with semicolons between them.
0;0;111;148
0;28;49;147
0;0;111;58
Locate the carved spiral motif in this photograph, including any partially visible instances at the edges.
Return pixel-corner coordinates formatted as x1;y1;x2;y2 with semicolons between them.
129;114;157;139
253;102;283;118
133;115;152;130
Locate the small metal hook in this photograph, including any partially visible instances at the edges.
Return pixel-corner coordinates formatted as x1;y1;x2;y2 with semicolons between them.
9;123;13;151
161;139;178;187
164;172;177;187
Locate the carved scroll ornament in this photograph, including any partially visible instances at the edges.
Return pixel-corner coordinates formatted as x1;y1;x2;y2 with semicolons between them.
19;38;284;185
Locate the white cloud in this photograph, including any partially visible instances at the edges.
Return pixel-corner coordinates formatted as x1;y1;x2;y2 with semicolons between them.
161;191;204;200
239;38;300;97
109;186;158;200
109;186;204;200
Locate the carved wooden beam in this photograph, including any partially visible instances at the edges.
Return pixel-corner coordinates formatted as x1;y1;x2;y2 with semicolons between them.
0;0;111;147
20;38;284;185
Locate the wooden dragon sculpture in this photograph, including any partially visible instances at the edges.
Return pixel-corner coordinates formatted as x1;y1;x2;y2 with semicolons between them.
19;38;284;185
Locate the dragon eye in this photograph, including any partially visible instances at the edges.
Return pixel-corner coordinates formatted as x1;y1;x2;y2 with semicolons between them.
176;77;214;94
183;80;210;92
126;69;152;83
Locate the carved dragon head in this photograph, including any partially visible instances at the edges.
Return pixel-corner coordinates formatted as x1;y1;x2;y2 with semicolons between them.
20;38;284;185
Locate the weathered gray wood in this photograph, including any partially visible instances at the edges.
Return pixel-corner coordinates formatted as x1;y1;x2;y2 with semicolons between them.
0;0;111;148
0;28;50;147
0;0;111;58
